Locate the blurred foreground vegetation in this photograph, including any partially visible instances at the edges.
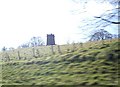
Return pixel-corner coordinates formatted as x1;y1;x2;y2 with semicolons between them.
0;39;119;86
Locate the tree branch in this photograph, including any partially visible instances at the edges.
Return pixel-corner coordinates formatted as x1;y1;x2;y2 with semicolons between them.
94;16;120;24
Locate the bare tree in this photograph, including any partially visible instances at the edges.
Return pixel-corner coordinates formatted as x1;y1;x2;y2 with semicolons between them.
2;46;7;51
89;29;113;41
19;43;29;48
9;47;15;51
88;29;119;44
72;0;119;32
18;36;45;48
30;36;44;47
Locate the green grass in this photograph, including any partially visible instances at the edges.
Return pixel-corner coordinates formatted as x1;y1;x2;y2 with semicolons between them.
0;39;119;86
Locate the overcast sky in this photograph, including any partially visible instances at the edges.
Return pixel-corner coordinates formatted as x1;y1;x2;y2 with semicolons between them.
0;0;118;49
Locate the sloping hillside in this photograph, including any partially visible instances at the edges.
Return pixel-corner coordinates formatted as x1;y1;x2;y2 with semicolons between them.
0;39;120;86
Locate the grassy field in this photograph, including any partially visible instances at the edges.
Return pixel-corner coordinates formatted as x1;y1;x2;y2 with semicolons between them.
0;39;119;86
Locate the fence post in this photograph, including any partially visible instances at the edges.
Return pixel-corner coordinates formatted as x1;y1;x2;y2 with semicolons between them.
101;39;105;45
58;45;62;54
24;53;27;60
51;45;55;54
36;49;40;57
5;52;10;61
17;51;21;60
72;42;76;52
32;48;35;57
80;42;83;48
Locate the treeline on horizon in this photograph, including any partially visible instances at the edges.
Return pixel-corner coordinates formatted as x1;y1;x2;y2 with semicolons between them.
1;29;119;51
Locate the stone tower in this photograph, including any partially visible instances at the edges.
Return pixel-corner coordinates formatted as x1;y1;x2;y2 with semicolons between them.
47;34;55;45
